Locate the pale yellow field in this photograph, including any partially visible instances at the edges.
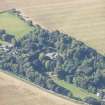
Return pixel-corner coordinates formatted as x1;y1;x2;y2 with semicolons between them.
0;0;105;55
0;1;10;10
0;71;83;105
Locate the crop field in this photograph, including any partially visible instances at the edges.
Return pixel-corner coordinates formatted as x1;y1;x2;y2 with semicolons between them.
0;12;33;39
0;71;82;105
0;0;105;54
0;1;11;11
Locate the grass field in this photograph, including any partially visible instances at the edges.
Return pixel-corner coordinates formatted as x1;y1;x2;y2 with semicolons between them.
54;79;98;100
0;40;10;45
0;12;33;39
1;0;105;55
0;71;83;105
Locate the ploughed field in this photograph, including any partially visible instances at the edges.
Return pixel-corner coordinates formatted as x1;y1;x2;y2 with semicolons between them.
0;0;105;54
0;71;82;105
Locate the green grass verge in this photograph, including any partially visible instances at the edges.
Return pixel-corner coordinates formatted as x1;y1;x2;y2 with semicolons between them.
0;12;34;39
0;39;10;45
54;79;98;100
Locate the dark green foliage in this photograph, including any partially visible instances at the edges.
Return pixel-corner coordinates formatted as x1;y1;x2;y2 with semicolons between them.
72;96;82;101
1;24;105;102
0;30;15;43
101;101;105;105
84;97;101;105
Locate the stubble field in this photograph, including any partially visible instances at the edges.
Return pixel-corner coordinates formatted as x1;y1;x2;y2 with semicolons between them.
0;0;105;54
0;71;82;105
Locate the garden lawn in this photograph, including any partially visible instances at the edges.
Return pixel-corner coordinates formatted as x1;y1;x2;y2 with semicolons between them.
0;12;33;39
54;79;98;100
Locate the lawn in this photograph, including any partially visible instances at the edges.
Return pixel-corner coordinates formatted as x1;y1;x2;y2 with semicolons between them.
0;12;33;39
0;39;10;45
54;79;98;100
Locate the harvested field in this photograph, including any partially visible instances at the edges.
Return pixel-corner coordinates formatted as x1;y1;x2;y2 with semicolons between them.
0;0;10;11
0;0;105;54
0;71;82;105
